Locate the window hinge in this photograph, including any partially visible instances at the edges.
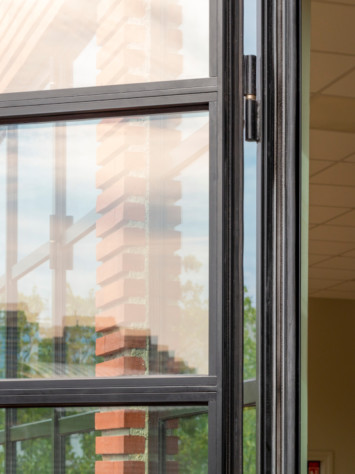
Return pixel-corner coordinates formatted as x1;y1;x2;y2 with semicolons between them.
243;55;259;142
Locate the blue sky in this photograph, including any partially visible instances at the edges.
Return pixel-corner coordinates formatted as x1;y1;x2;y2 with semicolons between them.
244;0;257;303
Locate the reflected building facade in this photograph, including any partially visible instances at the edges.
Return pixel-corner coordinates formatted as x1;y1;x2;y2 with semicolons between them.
0;1;210;471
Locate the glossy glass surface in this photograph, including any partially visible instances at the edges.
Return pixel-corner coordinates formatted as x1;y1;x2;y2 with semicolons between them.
243;1;257;470
243;0;257;381
0;0;209;94
0;112;209;378
243;406;257;474
0;406;208;473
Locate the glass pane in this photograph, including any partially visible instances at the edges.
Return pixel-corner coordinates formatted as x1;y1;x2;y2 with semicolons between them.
243;0;257;381
243;0;257;470
16;438;52;473
0;445;4;472
0;409;4;472
0;111;209;378
0;406;208;473
65;431;98;473
167;411;208;473
243;407;256;474
0;0;209;94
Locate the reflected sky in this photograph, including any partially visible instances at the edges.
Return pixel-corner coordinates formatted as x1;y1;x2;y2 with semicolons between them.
0;111;209;377
244;0;257;303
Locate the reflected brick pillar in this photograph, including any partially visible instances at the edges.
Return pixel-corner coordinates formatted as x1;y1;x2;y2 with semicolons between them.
97;0;147;85
95;410;146;474
94;114;149;472
95;0;183;471
148;117;183;375
165;418;180;473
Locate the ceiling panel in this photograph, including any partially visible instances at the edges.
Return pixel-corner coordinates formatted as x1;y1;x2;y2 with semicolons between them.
323;68;355;98
311;163;355;186
311;289;355;299
310;95;355;133
309;0;355;300
331;280;355;292
343;249;355;257
308;240;355;256
309;184;355;208
327;210;355;227
310;160;333;176
309;267;355;281
315;0;355;5
310;52;355;93
308;278;342;291
308;254;330;266
309;206;350;225
314;256;355;271
310;130;355;161
311;2;355;55
310;225;355;243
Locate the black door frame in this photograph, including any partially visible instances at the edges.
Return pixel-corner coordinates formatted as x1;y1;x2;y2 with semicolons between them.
257;0;302;472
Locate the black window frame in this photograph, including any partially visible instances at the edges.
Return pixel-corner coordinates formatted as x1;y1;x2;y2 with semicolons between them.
0;0;245;472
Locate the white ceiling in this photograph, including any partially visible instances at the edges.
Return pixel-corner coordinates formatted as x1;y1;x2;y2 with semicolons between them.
309;0;355;299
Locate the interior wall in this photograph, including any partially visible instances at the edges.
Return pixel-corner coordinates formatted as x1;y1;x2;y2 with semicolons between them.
308;298;355;473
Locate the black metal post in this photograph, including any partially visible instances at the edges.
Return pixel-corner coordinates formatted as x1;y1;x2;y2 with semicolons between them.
52;408;65;474
51;122;68;472
5;125;18;474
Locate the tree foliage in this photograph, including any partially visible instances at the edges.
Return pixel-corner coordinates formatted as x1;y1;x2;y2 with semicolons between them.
243;288;257;473
175;413;208;473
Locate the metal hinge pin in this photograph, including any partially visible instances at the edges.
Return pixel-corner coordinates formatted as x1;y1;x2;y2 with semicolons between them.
243;55;258;142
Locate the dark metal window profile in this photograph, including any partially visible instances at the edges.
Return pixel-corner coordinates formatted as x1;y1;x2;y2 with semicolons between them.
0;0;244;472
257;0;302;472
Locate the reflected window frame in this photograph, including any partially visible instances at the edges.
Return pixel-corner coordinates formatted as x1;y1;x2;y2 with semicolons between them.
0;0;245;472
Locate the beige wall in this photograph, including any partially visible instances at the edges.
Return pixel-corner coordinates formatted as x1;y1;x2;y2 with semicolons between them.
308;298;355;474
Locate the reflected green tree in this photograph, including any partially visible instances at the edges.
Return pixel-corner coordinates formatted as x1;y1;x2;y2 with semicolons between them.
177;257;257;472
243;288;257;474
16;438;52;473
244;407;257;474
175;413;208;473
65;431;100;474
0;285;99;472
177;255;208;374
244;288;256;380
17;287;45;378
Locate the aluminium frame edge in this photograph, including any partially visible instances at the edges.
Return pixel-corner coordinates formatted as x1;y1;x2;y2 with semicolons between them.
220;0;244;472
257;0;302;472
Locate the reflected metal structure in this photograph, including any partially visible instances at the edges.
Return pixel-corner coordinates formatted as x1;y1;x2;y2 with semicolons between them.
0;0;245;472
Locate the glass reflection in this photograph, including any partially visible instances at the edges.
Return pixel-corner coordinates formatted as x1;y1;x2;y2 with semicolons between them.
243;0;257;381
0;112;209;378
0;406;207;473
243;406;256;474
0;0;209;94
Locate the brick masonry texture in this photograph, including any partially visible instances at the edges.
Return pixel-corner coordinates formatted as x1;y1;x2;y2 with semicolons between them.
95;461;145;474
95;410;146;430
